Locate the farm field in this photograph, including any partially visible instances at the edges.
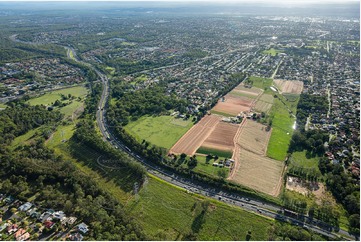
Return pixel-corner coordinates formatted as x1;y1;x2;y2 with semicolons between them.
212;94;253;116
254;93;274;113
169;114;221;155
236;119;271;156
124;115;193;149
229;149;284;196
201;122;239;153
274;79;304;94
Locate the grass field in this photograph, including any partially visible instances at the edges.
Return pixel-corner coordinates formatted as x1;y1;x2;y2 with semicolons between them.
210;110;234;117
193;155;229;178
127;176;273;240
262;48;283;56
290;151;321;170
248;76;274;92
11;128;40;149
124;115;193;149
267;96;298;161
27;86;88;118
27;85;88;106
196;146;232;158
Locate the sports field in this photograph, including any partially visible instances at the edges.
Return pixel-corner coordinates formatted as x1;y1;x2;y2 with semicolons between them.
125;115;193;149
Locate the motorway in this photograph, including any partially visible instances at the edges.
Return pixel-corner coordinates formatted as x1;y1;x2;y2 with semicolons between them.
9;34;355;240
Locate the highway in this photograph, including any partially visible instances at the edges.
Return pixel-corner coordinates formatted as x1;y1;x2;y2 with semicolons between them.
9;34;355;241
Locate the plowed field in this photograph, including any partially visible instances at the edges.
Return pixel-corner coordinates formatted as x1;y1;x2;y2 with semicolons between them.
229;119;284;197
169;115;221;155
212;94;253;116
274;79;303;94
202;122;239;152
236;119;271;156
230;149;284;196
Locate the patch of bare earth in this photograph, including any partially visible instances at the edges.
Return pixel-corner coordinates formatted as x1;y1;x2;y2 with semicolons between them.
286;176;326;204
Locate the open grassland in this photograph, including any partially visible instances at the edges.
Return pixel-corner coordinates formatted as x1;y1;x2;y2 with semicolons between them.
170;114;221;155
267;96;298;161
230;149;284;197
27;85;88;118
193;155;229;177
202;122;239;153
27;85;88;106
249;76;274;92
262;48;283;56
290;151;321;170
125;115;193;149
212;94;253;116
46;124;75;149
237;119;271;156
274;79;304;94
127;176;272;240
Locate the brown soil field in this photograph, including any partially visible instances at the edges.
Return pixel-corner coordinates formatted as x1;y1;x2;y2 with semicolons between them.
202;121;239;152
212;94;253;116
228;119;284;196
236;119;271;156
169;114;221;155
229;149;284;196
274;79;304;94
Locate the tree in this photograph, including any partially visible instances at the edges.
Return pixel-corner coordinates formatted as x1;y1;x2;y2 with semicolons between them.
180;153;187;160
217;169;228;179
10;207;17;214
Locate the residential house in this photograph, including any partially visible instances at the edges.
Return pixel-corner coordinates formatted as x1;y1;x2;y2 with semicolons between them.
77;223;89;234
18;202;32;212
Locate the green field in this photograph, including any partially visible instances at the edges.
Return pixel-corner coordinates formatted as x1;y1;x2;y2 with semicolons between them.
193;155;229;178
127;176;273;240
248;76;274;92
262;48;283;56
124;115;193;149
290;151;321;170
11;127;40;149
267;96;298;161
210;110;234;117
27;85;88;106
196;146;232;158
27;85;88;118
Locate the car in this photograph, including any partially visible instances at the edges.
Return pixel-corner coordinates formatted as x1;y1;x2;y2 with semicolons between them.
218;196;222;200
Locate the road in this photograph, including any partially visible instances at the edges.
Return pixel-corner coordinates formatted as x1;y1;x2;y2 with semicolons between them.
9;34;355;241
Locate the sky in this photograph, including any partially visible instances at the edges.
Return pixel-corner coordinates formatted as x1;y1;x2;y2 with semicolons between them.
0;0;358;2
